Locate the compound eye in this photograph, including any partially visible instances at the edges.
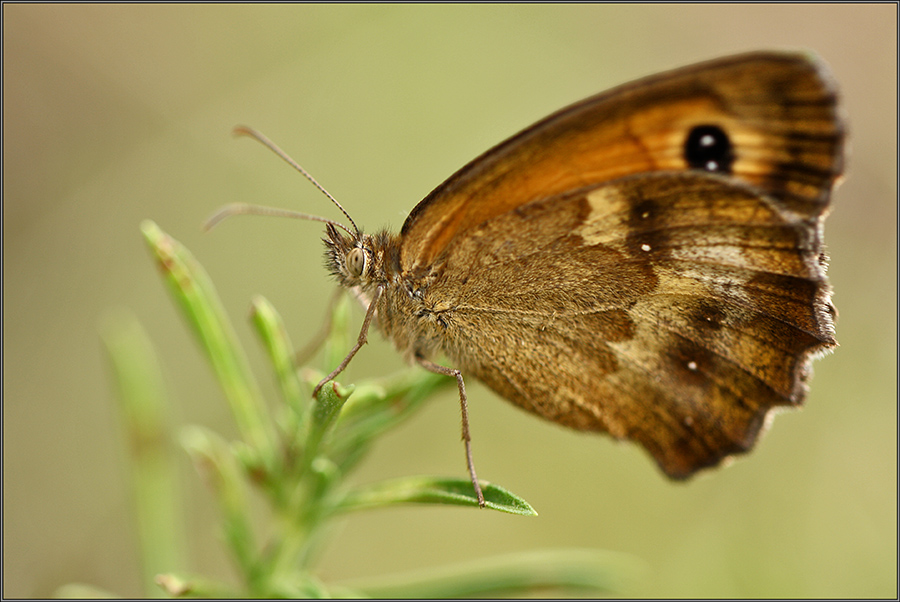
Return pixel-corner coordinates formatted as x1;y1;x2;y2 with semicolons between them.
346;247;367;278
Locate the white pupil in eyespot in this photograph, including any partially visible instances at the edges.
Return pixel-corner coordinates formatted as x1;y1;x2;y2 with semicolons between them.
347;248;366;277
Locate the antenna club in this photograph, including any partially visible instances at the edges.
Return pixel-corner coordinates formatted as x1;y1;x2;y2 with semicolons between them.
202;204;243;231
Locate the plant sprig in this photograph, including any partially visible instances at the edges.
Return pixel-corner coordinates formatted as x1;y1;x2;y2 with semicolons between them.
83;221;641;597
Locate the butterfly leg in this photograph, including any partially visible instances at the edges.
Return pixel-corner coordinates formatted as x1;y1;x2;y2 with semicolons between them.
312;285;383;398
415;355;486;508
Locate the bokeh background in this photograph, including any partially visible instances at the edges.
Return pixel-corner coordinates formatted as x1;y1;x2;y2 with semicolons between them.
4;4;896;598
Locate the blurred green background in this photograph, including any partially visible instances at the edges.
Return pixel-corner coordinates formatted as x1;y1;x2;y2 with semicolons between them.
3;4;896;598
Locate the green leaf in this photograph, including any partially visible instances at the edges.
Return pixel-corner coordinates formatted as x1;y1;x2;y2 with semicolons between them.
339;548;646;598
311;380;352;430
141;220;275;463
294;379;353;491
100;310;184;596
248;295;306;449
180;426;260;586
250;295;305;415
328;368;452;472
334;476;537;515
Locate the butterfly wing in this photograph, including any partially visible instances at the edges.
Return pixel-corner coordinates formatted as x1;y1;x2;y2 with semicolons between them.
393;51;843;477
399;51;843;272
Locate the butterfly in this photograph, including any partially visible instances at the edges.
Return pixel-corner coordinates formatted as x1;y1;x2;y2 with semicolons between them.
211;51;844;506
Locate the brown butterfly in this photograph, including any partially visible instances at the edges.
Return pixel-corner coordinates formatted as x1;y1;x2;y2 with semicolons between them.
210;51;844;506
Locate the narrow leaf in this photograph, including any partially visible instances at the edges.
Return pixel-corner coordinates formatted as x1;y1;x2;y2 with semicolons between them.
100;310;184;596
180;426;258;584
249;295;305;430
141;221;274;462
334;476;537;515
341;548;645;598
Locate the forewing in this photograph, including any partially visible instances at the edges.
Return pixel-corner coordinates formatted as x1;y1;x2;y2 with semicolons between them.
400;51;843;273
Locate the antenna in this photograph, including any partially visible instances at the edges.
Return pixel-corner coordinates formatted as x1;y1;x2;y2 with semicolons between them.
229;125;360;235
203;203;355;237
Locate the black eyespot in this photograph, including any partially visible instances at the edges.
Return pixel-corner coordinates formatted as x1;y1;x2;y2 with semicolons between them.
684;125;734;174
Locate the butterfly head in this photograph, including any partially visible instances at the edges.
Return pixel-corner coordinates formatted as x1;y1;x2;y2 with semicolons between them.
324;223;403;292
321;223;378;287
